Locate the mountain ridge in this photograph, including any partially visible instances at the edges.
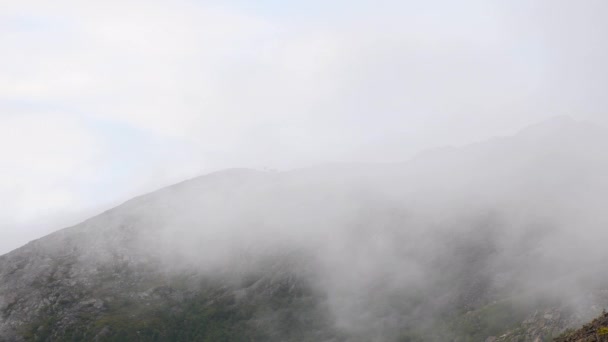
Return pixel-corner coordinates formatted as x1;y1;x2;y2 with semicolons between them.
2;117;608;341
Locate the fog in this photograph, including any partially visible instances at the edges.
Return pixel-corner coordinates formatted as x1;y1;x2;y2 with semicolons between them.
12;117;605;340
2;0;608;255
2;1;608;340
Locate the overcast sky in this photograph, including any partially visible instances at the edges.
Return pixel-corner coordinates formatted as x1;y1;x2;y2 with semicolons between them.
1;0;607;254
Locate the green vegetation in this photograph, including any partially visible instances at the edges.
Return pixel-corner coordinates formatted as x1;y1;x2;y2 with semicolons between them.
18;259;572;342
21;269;333;342
86;294;255;341
448;300;530;341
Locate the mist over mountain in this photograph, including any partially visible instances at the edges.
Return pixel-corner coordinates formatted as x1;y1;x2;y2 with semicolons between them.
2;117;608;341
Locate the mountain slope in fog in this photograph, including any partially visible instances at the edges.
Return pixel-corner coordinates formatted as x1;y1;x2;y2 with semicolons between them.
555;310;608;342
2;117;608;341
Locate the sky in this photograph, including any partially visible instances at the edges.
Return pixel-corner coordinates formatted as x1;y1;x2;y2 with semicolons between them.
1;0;607;254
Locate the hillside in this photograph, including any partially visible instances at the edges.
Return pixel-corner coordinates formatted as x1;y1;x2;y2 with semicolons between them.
555;311;608;342
2;118;608;341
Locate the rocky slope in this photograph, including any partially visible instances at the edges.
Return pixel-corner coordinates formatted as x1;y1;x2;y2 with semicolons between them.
555;311;608;342
2;117;608;341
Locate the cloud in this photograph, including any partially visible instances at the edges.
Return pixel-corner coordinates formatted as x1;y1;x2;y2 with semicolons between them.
0;0;607;253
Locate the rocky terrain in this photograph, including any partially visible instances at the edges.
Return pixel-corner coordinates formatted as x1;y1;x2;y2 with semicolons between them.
2;118;608;341
555;311;608;342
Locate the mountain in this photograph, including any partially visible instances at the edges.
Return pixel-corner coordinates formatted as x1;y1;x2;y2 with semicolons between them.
555;310;608;342
2;117;608;341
